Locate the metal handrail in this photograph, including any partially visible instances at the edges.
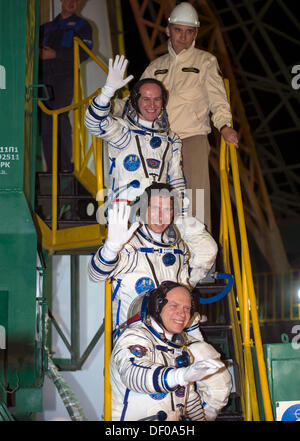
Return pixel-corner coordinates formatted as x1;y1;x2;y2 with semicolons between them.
37;37;107;249
219;80;274;421
37;88;101;244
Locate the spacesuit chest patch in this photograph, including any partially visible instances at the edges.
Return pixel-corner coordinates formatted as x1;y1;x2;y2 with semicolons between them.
128;345;148;358
123;154;140;171
175;386;186;397
146;158;161;169
162;253;176;266
135;277;155;294
150;136;162;148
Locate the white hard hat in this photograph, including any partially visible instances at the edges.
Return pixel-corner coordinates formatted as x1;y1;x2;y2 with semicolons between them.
168;2;200;28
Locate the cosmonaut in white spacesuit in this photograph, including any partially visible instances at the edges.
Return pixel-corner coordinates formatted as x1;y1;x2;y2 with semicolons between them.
110;282;232;421
88;182;218;339
84;55;186;209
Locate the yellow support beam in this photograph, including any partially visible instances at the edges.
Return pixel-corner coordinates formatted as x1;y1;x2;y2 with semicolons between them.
217;80;274;420
35;214;105;252
104;281;112;421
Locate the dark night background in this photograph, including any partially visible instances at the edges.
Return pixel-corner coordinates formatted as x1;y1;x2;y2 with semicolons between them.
119;1;300;269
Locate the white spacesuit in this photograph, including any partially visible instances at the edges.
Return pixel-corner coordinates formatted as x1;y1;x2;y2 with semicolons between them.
110;287;232;421
90;223;188;332
84;56;185;206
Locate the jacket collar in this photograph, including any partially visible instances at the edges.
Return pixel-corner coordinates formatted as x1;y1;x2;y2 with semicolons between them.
168;39;196;60
137;224;178;247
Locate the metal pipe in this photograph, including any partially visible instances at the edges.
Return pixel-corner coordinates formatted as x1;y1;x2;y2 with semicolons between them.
73;39;80;171
71;255;80;365
51;113;58;245
229;140;274;421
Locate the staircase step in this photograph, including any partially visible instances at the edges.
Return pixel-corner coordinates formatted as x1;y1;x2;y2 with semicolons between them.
35;172;98;223
216;411;244;421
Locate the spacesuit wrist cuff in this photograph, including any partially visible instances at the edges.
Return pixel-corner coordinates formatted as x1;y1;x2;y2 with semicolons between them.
164;368;180;391
99;246;119;264
93;95;111;109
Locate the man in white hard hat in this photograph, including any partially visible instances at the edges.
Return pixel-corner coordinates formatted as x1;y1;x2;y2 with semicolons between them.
141;2;239;231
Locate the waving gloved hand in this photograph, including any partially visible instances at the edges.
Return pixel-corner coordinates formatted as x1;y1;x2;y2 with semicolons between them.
101;202;139;261
96;55;134;106
167;359;223;388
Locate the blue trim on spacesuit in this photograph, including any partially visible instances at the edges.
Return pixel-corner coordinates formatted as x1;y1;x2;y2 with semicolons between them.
126;114;168;136
99;248;119;265
164;368;178;392
146;324;184;350
115;299;121;327
112;279;122;301
153;366;164;392
139;247;183;255
136;229;177;248
91;97;110;110
90;255;113;275
120;388;130;421
88;104;108;121
109;157;116;174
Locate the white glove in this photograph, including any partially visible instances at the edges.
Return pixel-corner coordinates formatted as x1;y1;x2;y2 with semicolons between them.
96;55;134;106
174;215;205;239
204;403;218;421
101;202;139;261
167;359;223;388
189;267;210;287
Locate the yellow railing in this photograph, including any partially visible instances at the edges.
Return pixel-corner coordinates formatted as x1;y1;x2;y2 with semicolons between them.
254;270;300;322
36;38;107;251
219;79;273;421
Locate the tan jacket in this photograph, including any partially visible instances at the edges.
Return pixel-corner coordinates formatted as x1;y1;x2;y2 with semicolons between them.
141;40;232;139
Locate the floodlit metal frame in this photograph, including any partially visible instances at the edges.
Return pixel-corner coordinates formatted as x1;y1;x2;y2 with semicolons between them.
47;255;105;372
128;0;292;272
212;0;300;220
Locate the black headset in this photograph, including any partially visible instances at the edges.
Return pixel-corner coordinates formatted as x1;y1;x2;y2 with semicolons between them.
146;281;195;326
